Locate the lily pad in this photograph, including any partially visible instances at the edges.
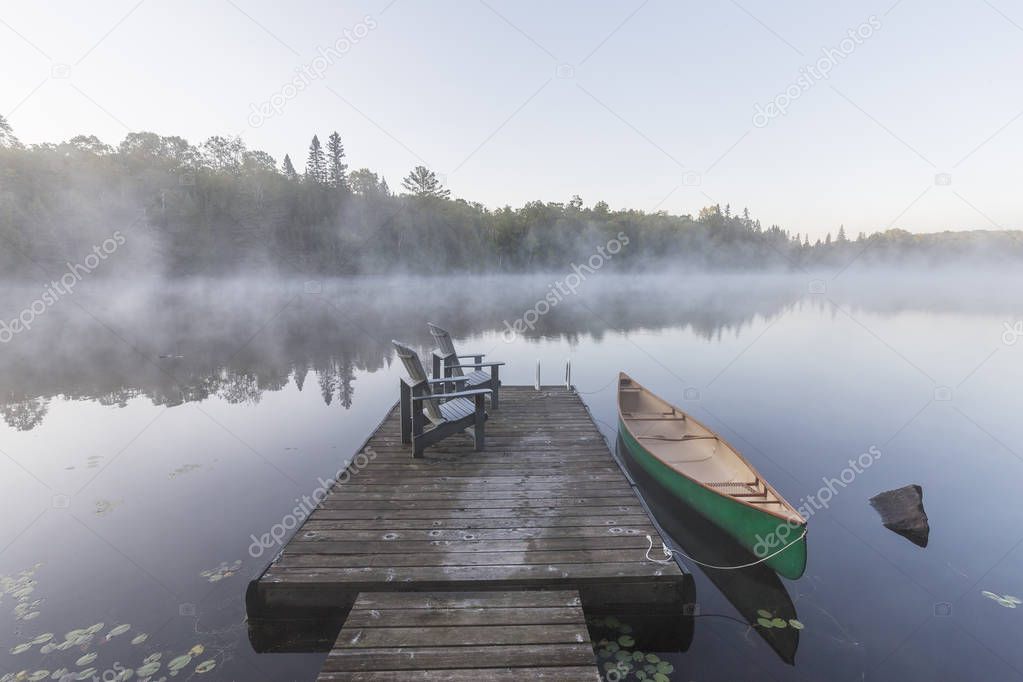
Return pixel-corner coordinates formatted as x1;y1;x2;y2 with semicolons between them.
788;619;805;630
10;643;31;654
136;662;161;676
756;609;773;618
75;652;97;666
167;654;192;671
617;635;635;647
757;617;773;628
771;617;787;628
131;633;148;645
106;623;131;638
194;660;216;674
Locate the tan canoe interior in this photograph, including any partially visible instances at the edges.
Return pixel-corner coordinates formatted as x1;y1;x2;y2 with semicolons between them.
619;374;803;525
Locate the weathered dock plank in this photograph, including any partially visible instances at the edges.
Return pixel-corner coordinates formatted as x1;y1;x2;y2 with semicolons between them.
247;386;689;651
316;590;600;681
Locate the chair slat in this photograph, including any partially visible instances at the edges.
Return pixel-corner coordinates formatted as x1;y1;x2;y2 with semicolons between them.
392;340;442;422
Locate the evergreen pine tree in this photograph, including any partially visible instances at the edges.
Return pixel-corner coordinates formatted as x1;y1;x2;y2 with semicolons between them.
305;135;326;183
281;154;298;180
401;166;450;198
0;114;21;148
326;131;348;190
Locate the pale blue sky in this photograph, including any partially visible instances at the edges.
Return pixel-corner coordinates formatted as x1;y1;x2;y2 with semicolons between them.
3;0;1022;237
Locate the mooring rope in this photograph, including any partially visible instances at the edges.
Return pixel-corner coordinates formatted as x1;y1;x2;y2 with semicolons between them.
645;530;808;570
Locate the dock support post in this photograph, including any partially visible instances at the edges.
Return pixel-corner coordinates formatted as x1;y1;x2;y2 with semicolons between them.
535;360;540;390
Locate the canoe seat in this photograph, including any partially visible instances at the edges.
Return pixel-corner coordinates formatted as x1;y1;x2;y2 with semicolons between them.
707;480;768;498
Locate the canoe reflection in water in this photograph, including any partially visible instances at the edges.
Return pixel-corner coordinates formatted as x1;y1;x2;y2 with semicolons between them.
616;436;803;666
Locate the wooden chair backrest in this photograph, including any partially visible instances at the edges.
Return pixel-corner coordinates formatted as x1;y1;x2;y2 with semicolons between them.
391;340;442;421
427;323;462;377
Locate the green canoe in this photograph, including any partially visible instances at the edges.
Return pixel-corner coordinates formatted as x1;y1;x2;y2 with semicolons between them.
618;373;807;580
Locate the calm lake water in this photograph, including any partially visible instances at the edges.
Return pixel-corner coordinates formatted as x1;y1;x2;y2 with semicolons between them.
1;272;1021;681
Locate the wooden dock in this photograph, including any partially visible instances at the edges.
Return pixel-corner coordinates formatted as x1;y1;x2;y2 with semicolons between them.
318;590;599;680
246;386;692;672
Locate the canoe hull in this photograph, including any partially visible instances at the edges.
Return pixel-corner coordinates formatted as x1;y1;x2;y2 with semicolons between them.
619;417;807;580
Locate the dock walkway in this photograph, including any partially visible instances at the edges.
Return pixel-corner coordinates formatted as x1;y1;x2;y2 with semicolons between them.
317;590;599;681
246;386;690;674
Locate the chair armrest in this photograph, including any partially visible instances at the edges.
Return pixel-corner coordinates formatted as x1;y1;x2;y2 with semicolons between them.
413;389;491;401
456;353;487;359
449;362;505;369
428;376;470;384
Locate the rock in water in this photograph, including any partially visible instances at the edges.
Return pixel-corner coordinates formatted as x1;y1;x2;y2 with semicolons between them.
869;484;930;547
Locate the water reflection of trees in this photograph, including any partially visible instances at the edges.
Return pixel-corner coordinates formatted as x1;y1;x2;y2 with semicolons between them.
0;274;1016;431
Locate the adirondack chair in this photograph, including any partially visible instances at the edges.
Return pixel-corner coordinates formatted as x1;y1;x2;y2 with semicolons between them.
392;340;491;457
427;323;503;409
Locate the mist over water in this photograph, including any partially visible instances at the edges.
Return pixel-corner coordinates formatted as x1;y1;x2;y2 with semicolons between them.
0;270;1019;425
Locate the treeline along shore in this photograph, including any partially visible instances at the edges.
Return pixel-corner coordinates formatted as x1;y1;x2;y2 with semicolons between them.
1;116;1020;277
